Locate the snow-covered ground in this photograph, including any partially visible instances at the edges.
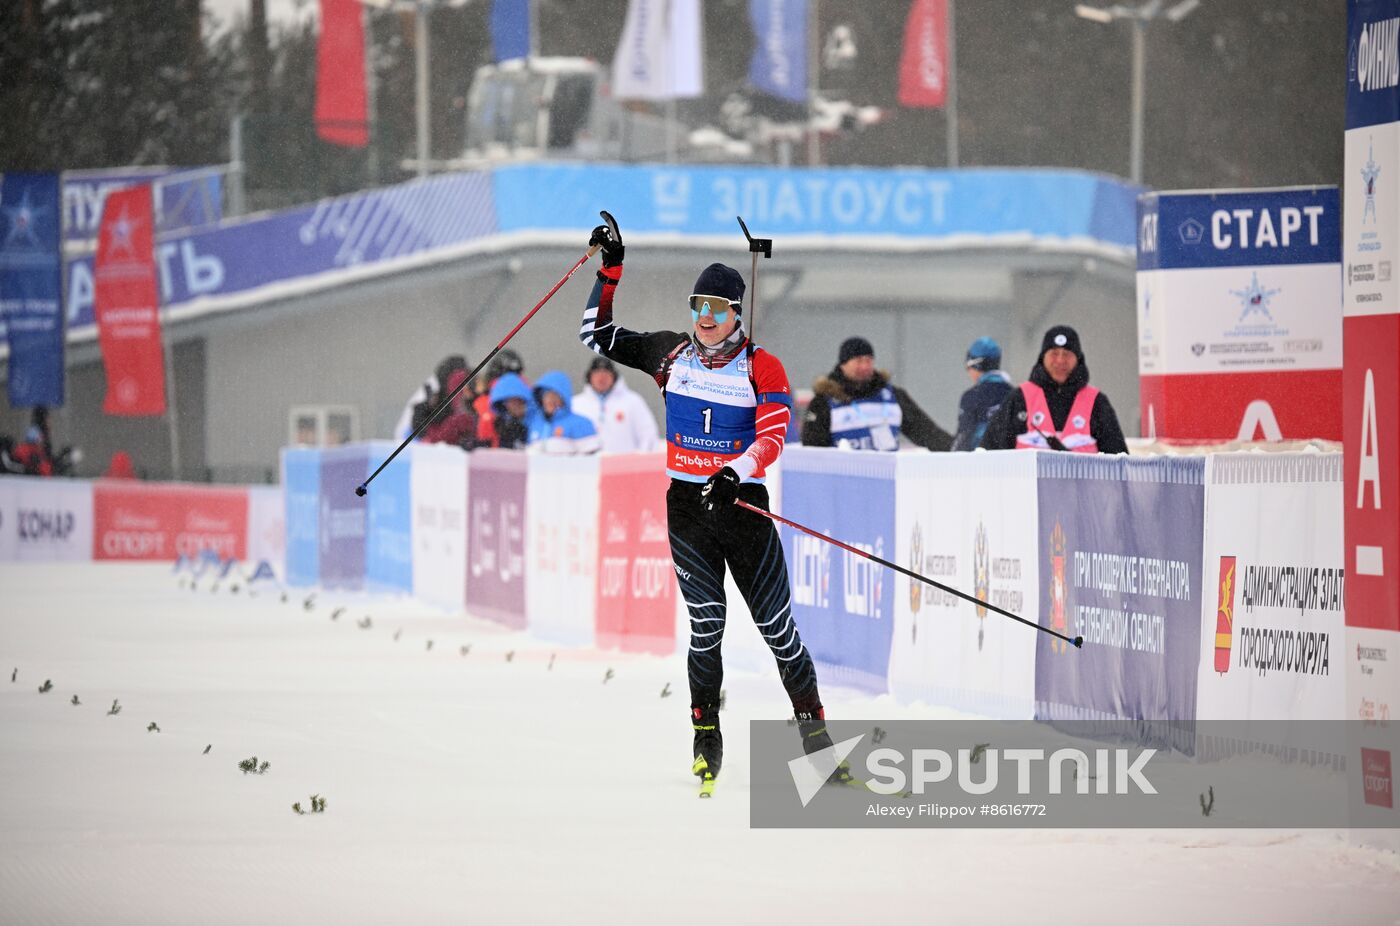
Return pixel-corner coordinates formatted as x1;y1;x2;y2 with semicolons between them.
3;563;1399;926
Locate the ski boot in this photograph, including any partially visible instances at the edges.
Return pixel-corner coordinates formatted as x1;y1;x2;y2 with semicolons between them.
796;707;860;788
692;704;722;798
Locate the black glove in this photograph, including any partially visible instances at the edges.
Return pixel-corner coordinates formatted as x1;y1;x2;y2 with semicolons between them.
589;210;625;268
700;467;741;515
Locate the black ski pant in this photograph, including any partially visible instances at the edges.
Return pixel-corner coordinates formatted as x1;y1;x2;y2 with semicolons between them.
666;479;821;712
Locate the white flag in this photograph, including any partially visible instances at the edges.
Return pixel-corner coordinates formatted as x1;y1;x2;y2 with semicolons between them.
611;0;703;101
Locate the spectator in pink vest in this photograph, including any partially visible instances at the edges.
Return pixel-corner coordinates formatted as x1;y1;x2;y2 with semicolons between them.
978;325;1128;454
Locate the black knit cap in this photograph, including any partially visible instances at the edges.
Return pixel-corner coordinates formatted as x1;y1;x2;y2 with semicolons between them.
692;263;745;307
839;336;875;365
1039;325;1084;363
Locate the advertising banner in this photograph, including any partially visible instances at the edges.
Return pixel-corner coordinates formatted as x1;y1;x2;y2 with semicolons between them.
466;450;528;629
0;480;16;560
613;0;703;101
314;0;369;147
780;447;897;694
748;0;807;104
1197;454;1345;721
282;447;321;587
245;485;286;578
491;164;1138;250
490;0;531;62
1345;0;1400;845
3;478;93;562
410;442;468;612
318;445;368;590
897;0;948;109
94;184;167;416
527;453;599;647
63;167;221;245
92;482;248;561
364;440;412;594
0;171;66;407
1034;455;1205;732
889;452;1039;719
596;453;674;655
1137;187;1342;441
65;172;497;334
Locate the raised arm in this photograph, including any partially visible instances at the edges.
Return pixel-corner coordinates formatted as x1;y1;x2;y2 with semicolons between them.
578;216;685;384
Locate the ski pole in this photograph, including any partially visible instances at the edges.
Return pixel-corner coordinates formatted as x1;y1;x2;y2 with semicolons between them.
736;216;771;373
356;241;601;497
733;499;1083;648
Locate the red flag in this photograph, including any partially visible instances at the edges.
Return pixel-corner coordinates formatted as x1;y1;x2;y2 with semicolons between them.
95;185;167;417
898;0;948;108
315;0;369;147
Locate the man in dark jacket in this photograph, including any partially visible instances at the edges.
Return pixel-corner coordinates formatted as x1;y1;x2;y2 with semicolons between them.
953;336;1014;452
801;337;953;451
978;325;1129;454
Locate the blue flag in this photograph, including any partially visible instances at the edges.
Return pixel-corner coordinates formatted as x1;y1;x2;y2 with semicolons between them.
748;0;807;104
492;0;531;62
0;172;65;408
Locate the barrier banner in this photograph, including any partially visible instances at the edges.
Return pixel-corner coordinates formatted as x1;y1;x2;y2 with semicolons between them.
466;450;528;628
780;447;897;694
1345;0;1400;845
596;453;674;655
890;452;1039;719
364;440;412;594
410;442;468;611
1198;454;1345;721
245;485;286;579
92;482;248;561
1;478;93;561
1034;455;1204;731
318;445;368;590
282;448;321;587
0;480;15;560
527;454;599;647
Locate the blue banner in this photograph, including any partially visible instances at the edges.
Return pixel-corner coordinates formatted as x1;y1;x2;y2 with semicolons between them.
282;448;321;587
781;449;897;693
1034;455;1205;733
491;0;530;62
1347;0;1400;130
62;167;222;245
1137;188;1340;271
320;445;369;591
492;163;1140;246
65;172;496;333
57;165;1137;340
0;172;65;407
749;0;807;103
365;440;413;594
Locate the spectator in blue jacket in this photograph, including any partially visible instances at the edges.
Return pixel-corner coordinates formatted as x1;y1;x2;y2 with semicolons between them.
953;337;1014;451
528;370;601;455
489;372;535;449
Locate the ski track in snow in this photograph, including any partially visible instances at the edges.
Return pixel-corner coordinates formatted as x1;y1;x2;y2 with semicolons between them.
2;563;1399;926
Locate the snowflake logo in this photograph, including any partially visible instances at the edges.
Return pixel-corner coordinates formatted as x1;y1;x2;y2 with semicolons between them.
1229;272;1281;323
2;187;47;249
